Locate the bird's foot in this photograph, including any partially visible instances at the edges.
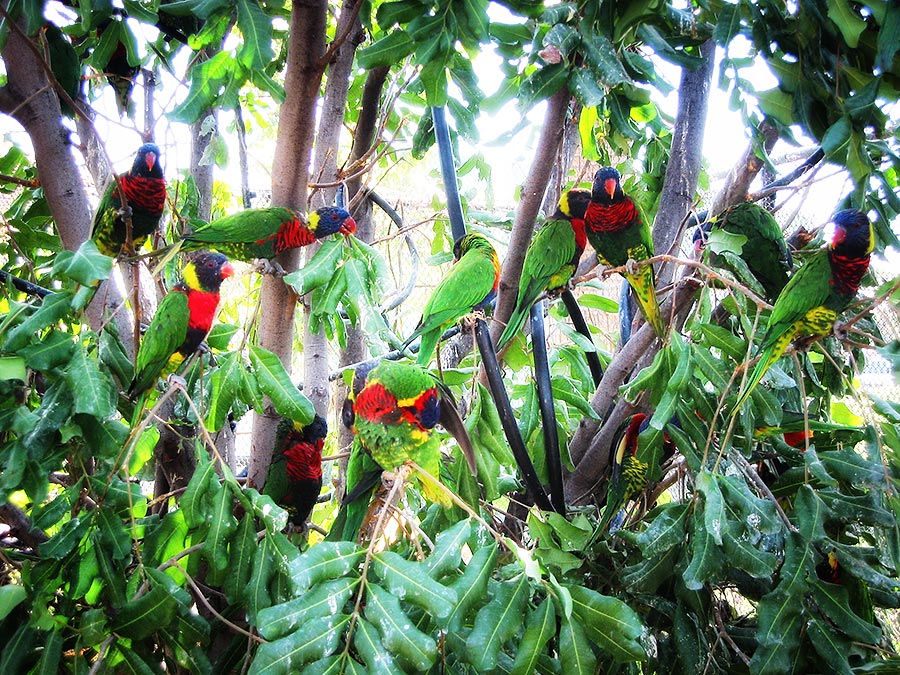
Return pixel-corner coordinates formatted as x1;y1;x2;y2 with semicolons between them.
165;373;187;390
625;258;639;276
117;205;133;219
252;258;285;276
462;309;487;330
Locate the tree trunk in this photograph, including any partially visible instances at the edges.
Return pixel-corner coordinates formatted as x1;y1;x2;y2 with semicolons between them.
249;0;327;487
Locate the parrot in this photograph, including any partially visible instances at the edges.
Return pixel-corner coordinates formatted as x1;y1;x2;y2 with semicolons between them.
731;208;873;413
152;206;357;271
584;166;666;338
693;201;793;302
91;143;166;257
128;252;233;397
331;359;476;542
496;188;592;351
598;413;677;533
105;35;140;118
404;232;500;367
264;414;328;530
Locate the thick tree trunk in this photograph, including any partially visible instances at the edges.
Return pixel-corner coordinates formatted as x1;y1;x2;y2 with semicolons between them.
249;0;327;487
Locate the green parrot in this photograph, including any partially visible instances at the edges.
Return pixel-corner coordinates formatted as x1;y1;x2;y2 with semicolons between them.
732;208;873;413
694;201;793;302
128;252;233;397
91;143;167;257
331;359;475;542
153;206;356;271
496;188;592;351
584;166;666;338
264;414;328;530
404;232;500;367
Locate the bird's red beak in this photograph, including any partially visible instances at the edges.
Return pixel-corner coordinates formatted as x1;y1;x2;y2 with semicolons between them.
145;151;157;171
341;216;357;236
604;178;616;198
827;222;845;246
221;262;235;279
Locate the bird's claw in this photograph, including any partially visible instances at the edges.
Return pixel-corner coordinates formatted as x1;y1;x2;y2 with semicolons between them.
625;258;639;276
253;258;285;276
166;373;187;389
462;309;487;330
117;206;134;219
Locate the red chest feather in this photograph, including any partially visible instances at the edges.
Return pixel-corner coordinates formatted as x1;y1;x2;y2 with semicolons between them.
285;439;323;481
585;198;638;233
186;290;221;330
120;175;166;214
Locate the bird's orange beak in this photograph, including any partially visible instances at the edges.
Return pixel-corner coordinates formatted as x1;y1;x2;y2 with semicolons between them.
221;262;235;279
341;216;357;235
604;178;616;198
145;151;157;171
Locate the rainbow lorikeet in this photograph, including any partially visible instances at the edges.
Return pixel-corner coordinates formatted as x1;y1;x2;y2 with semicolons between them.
405;232;500;367
732;208;873;413
154;206;357;271
496;188;592;351
264;414;328;529
598;413;676;533
332;359;475;541
584;166;666;338
694;201;793;302
128;252;233;397
105;36;140;118
92;143;166;257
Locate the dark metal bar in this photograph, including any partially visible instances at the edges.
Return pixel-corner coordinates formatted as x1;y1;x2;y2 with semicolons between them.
0;269;53;298
560;289;603;387
432;107;467;242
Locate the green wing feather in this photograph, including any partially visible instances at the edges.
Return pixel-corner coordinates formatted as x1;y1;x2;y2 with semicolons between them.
716;203;791;300
130;290;189;394
497;217;577;350
184;207;299;246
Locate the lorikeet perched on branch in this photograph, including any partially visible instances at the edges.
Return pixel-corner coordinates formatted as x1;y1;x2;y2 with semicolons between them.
128;252;233;397
264;414;328;529
405;232;500;367
154;206;357;271
694;201;793;302
732;208;873;413
92;143;166;256
584;166;666;338
496;188;591;351
332;359;476;541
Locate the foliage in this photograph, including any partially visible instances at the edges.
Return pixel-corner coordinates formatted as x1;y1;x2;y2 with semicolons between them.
1;0;899;674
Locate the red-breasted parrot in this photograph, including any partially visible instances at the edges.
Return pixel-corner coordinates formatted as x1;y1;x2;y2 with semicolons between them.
694;201;793;302
154;206;356;269
92;143;166;257
584;166;666;337
331;359;475;541
264;414;328;529
405;232;500;367
732;208;873;413
496;188;591;351
128;252;233;397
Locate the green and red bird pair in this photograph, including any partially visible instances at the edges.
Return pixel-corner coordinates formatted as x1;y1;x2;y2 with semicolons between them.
405;232;500;367
584;166;666;338
264;414;328;529
732;208;873;413
496;188;592;351
152;206;356;275
332;359;475;541
92;143;167;257
128;252;233;397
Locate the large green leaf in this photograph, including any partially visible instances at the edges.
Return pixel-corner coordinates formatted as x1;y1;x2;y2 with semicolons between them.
235;0;273;69
257;577;356;641
826;0;866;48
568;584;645;661
110;583;178;639
559;615;598;675
806;614;854;675
205;351;243;431
203;479;238;573
811;580;881;644
510;597;555;675
425;518;472;578
249;345;314;425
466;575;529;670
249;614;349;675
289;541;363;592
447;544;497;631
283;238;345;296
372;551;458;620
750;589;804;675
353;617;404;675
52;240;113;287
356;30;416;69
64;342;117;419
365;583;438;671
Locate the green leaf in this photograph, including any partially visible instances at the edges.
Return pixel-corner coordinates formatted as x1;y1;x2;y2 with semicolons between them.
223;514;257;604
249;345;314;425
0;584;26;620
4;291;74;352
0;355;26;381
518;63;567;111
235;0;273;69
568;584;645;661
250;614;349;675
180;456;218;529
822;115;852;161
695;470;725;545
576;293;618;312
204;351;243;431
447;544;497;631
354;617;404;675
756;87;795;126
372;551;458;620
581;33;631;87
258;577;357;641
365;583;438;671
807;614;854;675
812;580;882;644
289;541;363;592
466;575;529;670
203;479;238;573
682;515;721;591
357;30;415;69
510;597;555;675
283;238;345;296
826;0;866;47
64;342;117;418
52;240;113;287
247;536;275;621
560;615;598;675
95;505;132;561
750;588;804;675
110;583;179;639
636;502;689;557
425;518;472;578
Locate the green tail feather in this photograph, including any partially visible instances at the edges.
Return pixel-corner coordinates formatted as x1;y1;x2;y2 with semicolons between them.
626;269;666;338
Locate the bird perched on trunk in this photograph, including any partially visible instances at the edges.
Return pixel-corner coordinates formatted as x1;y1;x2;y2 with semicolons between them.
92;143;166;257
152;206;357;273
496;188;591;351
584;166;666;337
128;252;233;397
694;202;793;302
331;359;476;541
404;232;500;367
264;414;328;530
732;208;873;413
